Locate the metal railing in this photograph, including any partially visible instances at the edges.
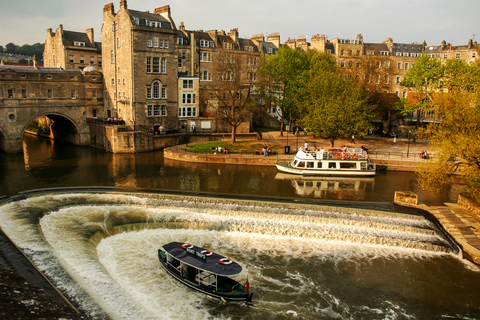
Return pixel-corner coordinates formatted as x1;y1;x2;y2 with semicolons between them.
174;146;432;162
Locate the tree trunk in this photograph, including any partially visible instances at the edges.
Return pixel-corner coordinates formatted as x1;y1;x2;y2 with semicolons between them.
230;125;237;144
330;138;335;148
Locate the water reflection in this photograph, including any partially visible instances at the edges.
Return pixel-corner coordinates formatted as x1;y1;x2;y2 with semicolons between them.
275;173;375;200
0;135;466;206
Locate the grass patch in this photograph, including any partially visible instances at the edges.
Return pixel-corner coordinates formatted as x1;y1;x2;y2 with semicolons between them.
182;141;287;154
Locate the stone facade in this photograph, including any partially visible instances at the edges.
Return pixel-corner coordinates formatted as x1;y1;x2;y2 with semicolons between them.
102;1;179;131
0;65;103;152
44;25;102;71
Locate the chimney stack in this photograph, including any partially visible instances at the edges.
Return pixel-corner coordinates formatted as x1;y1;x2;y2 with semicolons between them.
104;3;114;15
86;28;94;45
120;0;127;9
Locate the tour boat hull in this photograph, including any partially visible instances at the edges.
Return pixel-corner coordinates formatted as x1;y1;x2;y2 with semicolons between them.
276;148;376;176
158;247;253;303
275;162;376;176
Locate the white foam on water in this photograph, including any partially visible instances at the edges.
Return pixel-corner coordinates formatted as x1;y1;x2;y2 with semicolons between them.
0;192;475;320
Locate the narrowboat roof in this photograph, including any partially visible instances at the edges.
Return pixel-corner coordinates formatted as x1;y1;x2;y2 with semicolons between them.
162;242;243;276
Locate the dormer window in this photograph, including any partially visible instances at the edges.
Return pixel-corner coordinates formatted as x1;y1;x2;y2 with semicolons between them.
134;18;140;25
74;41;85;47
199;40;214;48
178;38;183;45
224;42;233;49
244;46;253;52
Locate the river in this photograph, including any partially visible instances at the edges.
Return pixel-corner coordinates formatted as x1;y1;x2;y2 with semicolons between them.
0;134;479;320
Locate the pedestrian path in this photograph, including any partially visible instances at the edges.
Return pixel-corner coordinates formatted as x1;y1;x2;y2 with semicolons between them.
420;203;480;264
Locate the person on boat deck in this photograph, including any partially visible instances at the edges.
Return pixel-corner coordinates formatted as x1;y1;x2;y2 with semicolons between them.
304;142;309;150
361;146;368;155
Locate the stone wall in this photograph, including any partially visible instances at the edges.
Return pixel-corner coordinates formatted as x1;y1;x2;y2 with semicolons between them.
458;194;480;218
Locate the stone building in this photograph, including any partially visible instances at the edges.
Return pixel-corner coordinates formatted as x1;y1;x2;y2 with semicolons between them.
425;39;478;63
102;0;178;130
44;25;102;71
175;24;279;132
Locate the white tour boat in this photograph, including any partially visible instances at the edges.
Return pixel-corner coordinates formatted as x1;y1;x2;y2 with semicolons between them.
275;147;376;176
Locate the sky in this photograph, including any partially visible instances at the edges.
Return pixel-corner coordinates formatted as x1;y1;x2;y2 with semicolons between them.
1;0;479;48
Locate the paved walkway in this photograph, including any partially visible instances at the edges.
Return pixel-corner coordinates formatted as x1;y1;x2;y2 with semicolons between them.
419;203;480;264
262;131;429;160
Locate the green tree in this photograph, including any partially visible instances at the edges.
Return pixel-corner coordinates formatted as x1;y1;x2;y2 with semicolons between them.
296;51;376;147
416;61;480;204
5;42;16;54
258;46;307;135
396;55;444;127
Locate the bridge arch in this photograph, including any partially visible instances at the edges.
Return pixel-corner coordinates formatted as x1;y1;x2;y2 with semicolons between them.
1;110;90;153
23;112;83;145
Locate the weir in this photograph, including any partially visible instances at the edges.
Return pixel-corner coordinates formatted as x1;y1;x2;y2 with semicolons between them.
0;190;477;320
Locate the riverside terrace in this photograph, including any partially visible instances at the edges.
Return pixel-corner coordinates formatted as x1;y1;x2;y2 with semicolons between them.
164;132;432;171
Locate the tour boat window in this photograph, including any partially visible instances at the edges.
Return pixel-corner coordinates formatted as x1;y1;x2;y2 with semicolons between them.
317;162;323;168
306;162;314;168
297;161;305;168
340;163;357;169
328;162;336;169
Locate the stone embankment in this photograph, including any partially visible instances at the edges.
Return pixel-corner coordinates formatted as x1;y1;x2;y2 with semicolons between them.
164;132;430;171
395;192;480;265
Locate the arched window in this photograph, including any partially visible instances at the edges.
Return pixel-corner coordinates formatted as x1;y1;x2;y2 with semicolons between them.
153;81;160;99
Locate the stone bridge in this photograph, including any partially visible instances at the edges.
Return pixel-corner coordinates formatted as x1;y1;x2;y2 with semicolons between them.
0;65;103;153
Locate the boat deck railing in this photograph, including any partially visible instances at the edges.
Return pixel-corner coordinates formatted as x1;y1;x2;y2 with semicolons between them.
301;147;369;160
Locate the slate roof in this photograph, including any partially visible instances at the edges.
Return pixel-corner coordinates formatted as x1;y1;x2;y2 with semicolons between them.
364;43;390;55
62;30;96;48
128;9;173;29
238;38;259;52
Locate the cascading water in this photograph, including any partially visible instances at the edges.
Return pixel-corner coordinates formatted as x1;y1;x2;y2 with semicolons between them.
1;191;479;320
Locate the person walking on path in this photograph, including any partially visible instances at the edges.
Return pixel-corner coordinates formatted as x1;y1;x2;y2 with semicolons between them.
392;136;397;147
351;134;355;144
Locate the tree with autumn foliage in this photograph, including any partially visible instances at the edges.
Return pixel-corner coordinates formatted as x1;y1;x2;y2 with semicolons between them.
395;55;444;127
414;60;480;204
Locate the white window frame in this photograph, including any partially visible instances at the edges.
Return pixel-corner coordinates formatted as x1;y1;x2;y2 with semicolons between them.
161;57;167;74
183;79;194;89
153;82;160;99
182;93;196;104
153;57;160;73
178;106;197;118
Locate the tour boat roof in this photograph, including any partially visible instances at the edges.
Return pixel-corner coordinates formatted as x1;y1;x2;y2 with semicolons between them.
162;242;243;276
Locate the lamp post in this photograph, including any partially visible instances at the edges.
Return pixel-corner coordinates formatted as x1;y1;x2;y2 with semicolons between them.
407;130;411;158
